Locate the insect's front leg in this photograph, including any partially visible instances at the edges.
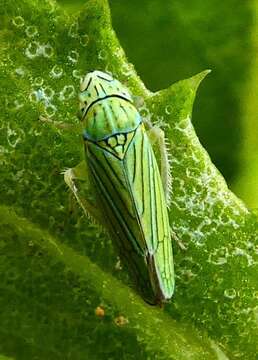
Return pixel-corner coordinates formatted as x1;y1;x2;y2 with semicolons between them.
39;115;81;132
39;115;74;130
63;161;103;225
145;121;172;206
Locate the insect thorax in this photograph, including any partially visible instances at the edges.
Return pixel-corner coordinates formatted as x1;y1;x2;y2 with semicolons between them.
83;97;142;159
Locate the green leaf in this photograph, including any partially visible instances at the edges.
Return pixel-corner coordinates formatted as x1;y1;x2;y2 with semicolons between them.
0;205;225;360
0;0;257;359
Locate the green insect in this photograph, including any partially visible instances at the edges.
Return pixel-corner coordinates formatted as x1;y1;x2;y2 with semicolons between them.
43;70;174;304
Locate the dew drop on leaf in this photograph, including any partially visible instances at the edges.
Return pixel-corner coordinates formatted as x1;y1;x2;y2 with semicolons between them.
44;104;56;117
98;49;107;60
114;315;129;327
25;25;38;38
42;43;54;58
12;16;24;27
80;34;89;47
43;86;55;100
165;105;172;115
34;77;44;86
72;69;82;79
7;124;25;148
59;85;75;101
50;65;63;79
67;50;79;64
15;67;26;77
224;288;237;299
69;21;78;38
25;41;40;59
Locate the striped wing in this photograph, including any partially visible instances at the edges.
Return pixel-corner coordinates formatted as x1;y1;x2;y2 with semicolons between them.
86;123;174;302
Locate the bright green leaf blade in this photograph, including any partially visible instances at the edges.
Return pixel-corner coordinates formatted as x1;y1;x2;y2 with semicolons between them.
0;0;257;359
0;205;225;360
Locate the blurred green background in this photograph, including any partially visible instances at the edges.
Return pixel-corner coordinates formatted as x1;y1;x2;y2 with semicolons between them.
58;0;258;208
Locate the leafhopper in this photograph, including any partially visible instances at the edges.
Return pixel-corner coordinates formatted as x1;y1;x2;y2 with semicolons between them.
43;71;175;304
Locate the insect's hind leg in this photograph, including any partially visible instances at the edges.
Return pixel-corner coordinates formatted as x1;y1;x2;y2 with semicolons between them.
145;124;172;206
63;162;103;224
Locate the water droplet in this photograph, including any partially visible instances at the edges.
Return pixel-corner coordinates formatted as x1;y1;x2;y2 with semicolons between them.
69;21;78;38
178;118;190;130
42;43;54;58
15;67;25;77
25;42;53;59
59;85;75;101
43;86;55;99
80;34;89;47
45;104;56;117
98;49;107;60
224;288;237;299
29;91;39;103
34;77;44;86
29;88;45;103
72;69;82;79
121;62;134;77
208;247;229;265
114;315;129;327
165;105;172;115
233;247;245;256
7;124;25;148
178;268;197;283
25;41;40;59
67;50;79;64
139;106;149;118
25;25;38;37
50;65;63;79
246;241;255;250
114;47;124;58
12;16;24;27
14;99;24;110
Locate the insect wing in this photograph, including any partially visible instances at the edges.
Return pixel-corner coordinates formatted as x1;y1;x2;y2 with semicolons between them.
85;123;174;302
125;125;174;300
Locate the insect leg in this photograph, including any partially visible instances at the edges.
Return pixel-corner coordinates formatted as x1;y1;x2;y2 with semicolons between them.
146;125;172;206
170;228;187;251
39;115;81;132
63;161;103;224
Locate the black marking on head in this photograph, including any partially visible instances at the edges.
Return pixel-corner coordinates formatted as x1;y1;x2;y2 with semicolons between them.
93;111;97;125
109;101;118;122
83;77;92;92
120;104;129;119
102;105;111;131
99;82;106;95
83;94;132;118
97;74;112;82
94;85;99;96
